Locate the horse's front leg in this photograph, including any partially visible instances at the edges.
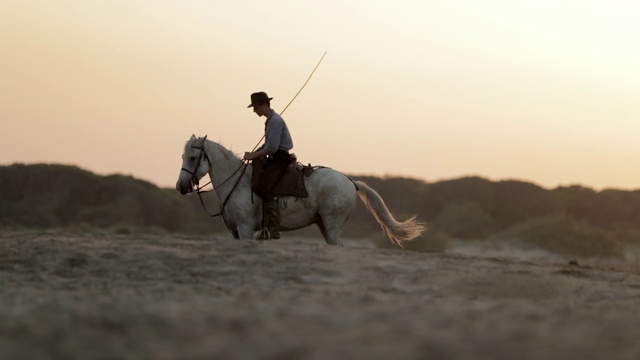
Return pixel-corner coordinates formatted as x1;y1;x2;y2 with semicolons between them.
223;218;253;239
236;223;256;239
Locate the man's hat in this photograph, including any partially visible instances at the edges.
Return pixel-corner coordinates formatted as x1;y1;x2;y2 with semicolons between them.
247;91;273;108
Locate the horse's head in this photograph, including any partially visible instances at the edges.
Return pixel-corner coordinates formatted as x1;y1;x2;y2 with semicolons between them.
176;134;210;195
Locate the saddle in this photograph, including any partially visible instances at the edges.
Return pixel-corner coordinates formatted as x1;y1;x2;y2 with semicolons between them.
252;154;323;198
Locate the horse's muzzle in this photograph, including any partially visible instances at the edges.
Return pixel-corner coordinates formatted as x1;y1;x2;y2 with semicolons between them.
176;180;194;195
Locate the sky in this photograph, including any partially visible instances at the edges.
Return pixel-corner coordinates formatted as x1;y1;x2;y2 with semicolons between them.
2;0;640;190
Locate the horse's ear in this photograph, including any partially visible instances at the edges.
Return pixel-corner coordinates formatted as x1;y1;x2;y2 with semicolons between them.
190;134;196;140
203;135;208;141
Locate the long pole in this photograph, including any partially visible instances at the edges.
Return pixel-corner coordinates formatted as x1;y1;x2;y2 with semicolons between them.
251;51;327;151
281;51;327;115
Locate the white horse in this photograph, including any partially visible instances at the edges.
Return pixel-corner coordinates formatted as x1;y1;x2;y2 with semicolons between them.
175;135;424;246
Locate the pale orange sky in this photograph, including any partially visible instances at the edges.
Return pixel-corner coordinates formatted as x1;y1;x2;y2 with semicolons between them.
2;0;640;190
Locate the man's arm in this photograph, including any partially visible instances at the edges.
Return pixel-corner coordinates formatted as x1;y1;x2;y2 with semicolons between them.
244;116;284;161
243;149;269;161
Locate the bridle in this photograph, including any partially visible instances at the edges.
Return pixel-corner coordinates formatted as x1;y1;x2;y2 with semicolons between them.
180;140;209;189
180;136;249;218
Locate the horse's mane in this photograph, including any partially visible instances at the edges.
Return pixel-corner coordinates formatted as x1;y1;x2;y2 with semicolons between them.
185;136;242;162
207;139;241;162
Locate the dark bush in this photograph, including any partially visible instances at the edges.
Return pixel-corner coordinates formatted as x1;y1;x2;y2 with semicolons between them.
2;163;640;258
493;215;623;258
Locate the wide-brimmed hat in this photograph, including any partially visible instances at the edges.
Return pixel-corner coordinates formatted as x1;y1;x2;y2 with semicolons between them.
247;91;273;108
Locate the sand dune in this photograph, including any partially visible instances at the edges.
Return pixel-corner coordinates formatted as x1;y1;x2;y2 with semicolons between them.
2;231;640;359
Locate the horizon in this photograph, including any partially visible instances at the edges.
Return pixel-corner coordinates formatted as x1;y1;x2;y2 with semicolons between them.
3;1;640;191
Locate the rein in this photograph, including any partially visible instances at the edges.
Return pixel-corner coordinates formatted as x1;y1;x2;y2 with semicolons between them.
196;161;250;218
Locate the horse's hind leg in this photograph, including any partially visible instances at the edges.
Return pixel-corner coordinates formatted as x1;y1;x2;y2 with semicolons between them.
316;216;345;246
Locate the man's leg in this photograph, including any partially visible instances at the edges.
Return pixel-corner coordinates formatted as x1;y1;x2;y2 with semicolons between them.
255;157;287;239
262;196;280;239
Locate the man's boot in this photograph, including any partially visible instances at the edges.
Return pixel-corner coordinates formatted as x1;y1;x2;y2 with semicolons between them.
256;197;280;240
264;196;281;239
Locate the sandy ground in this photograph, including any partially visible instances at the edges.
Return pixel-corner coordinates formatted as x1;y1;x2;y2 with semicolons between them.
2;231;640;360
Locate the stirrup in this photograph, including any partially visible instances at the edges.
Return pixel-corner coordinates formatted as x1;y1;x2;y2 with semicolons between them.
253;228;273;240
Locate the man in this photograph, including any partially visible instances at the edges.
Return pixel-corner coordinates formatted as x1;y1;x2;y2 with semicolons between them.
244;91;294;240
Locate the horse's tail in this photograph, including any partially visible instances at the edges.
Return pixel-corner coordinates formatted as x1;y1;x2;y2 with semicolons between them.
355;181;425;247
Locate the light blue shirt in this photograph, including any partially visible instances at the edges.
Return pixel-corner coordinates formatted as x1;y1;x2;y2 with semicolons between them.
261;110;293;155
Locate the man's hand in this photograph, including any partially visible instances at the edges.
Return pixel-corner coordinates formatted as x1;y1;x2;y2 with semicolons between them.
243;152;254;161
